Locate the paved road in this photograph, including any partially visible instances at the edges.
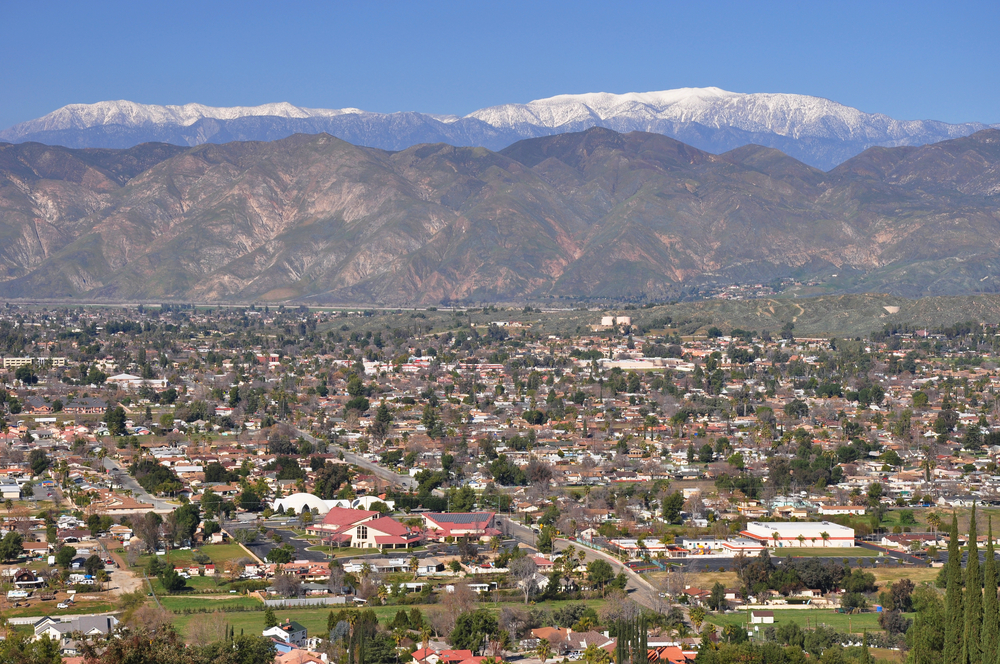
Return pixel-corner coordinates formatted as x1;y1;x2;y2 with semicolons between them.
498;517;664;612
102;457;175;511
296;428;418;491
241;527;330;563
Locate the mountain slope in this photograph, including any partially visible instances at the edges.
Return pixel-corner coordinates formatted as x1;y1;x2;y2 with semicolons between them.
4;89;997;170
2;128;1000;304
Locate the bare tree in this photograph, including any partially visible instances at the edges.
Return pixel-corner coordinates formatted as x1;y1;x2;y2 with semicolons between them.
499;606;530;640
188;609;228;645
598;588;641;624
327;563;346;594
125;540;143;567
509;557;539;604
272;571;303;597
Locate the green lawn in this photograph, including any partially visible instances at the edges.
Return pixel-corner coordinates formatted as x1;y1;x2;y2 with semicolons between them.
169;598;605;639
159;595;260;611
707;608;915;634
132;543;251;571
770;547;878;558
157;575;229;594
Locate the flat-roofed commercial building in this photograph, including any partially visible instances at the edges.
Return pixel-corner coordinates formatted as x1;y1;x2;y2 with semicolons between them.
740;521;855;548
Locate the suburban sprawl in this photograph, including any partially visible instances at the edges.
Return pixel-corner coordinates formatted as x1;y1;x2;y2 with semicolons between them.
0;303;998;663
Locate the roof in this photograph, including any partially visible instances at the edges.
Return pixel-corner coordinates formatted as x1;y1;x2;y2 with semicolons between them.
321;507;378;528
425;512;495;525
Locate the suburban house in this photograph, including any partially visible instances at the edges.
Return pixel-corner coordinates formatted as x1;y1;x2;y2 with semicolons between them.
263;619;308;647
33;615;119;647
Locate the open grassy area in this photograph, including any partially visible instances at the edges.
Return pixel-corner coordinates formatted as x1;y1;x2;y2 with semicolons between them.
707;608;915;634
131;543;251;571
158;595;260;611
169;598;605;639
870;567;940;586
156;574;229;594
2;598;118;619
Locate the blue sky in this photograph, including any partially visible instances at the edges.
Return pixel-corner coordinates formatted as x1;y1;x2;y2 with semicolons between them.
2;1;998;129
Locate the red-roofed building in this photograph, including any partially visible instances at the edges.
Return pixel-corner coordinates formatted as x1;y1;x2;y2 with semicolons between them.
421;512;498;541
306;507;422;550
648;646;697;664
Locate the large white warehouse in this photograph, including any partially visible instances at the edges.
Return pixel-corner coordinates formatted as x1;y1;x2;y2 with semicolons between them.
740;521;855;548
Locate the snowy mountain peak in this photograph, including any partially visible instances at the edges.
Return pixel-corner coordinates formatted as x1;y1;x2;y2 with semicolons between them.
3;88;997;171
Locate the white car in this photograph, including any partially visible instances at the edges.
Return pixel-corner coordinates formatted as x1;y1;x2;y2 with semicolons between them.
57;602;69;609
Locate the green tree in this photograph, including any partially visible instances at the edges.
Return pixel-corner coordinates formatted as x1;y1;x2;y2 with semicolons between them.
907;584;946;664
537;526;554;554
104;405;128;436
55;545;77;568
983;516;999;662
264;606;278;628
0;530;23;562
450;609;498;654
28;448;50;476
160;565;187;592
662;491;685;524
587;559;614;595
944;512;964;663
708;582;727;611
267;544;294;565
965;504;983;664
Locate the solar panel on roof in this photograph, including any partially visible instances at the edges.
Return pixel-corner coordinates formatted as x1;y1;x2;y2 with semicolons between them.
430;512;491;524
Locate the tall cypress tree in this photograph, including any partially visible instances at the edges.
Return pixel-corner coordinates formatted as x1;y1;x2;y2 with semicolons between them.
966;504;983;664
984;516;999;664
945;511;965;664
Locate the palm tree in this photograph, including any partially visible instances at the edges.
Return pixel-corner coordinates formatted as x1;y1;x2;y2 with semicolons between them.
536;639;552;664
393;628;407;664
409;555;420;581
927;513;942;545
420;626;431;654
772;532;781;549
376;584;388;606
820;531;830;547
797;534;805;548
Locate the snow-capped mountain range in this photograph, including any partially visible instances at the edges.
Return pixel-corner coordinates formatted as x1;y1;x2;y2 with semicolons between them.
3;87;997;170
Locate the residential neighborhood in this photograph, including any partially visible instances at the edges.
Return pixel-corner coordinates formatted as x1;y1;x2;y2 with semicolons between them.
0;303;994;662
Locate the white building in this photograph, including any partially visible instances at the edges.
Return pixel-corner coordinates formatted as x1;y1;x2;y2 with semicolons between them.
740;521;855;548
263;620;308;646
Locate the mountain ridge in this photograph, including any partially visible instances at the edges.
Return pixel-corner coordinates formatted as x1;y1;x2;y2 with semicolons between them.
2;127;1000;304
4;88;998;170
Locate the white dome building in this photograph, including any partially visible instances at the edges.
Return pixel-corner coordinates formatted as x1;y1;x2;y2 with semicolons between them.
272;493;338;515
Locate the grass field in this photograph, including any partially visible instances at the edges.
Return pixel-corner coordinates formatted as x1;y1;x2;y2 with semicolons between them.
707;608;915;634
132;543;251;571
2;598;118;619
158;595;260;611
870;567;940;586
168;599;605;640
156;575;229;594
